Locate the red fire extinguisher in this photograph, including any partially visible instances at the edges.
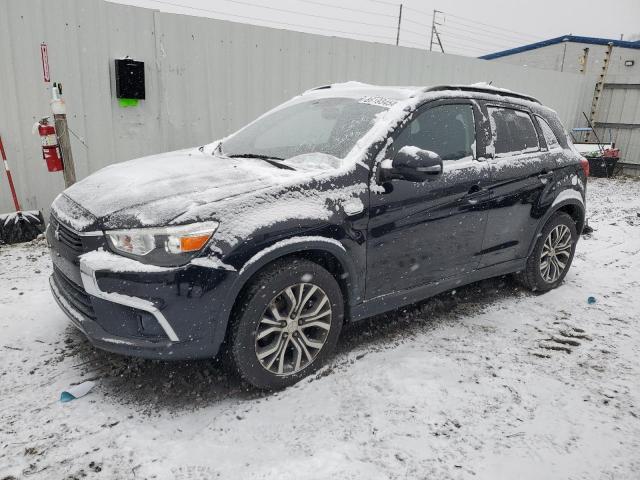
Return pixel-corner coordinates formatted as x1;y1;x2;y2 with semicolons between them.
37;118;63;172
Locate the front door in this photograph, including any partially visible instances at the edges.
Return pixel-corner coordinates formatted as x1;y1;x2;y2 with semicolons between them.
366;100;492;299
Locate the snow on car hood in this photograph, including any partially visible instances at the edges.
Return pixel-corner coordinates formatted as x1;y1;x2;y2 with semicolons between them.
62;149;265;218
54;147;366;246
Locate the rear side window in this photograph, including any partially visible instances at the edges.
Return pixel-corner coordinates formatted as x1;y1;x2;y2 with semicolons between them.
394;104;476;161
487;106;539;157
536;116;561;150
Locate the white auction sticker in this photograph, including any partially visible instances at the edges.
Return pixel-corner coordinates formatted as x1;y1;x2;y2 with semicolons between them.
358;96;396;108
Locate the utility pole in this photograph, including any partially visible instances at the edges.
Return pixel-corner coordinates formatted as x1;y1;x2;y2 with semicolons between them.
51;83;76;187
396;4;403;46
429;9;435;51
429;10;444;53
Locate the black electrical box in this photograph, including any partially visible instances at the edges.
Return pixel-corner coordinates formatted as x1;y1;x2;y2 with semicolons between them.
115;59;145;100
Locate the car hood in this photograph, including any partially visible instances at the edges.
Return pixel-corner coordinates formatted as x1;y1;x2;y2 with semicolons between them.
58;149;313;228
54;149;365;244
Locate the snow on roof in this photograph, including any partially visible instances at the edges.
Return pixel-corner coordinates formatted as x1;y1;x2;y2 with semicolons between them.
302;81;421;100
302;81;540;105
479;35;640;60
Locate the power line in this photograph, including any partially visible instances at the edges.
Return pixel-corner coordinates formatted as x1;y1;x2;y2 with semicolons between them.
403;17;430;27
441;11;543;41
401;9;541;45
126;0;528;58
401;40;426;49
368;1;433;19
145;0;396;41
401;25;428;38
368;0;399;6
399;37;484;54
438;35;506;53
402;5;431;16
198;0;398;30
436;41;491;56
442;18;544;44
440;41;489;53
438;28;521;49
296;0;396;19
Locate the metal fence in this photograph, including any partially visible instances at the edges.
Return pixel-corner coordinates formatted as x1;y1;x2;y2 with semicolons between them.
0;0;589;214
595;83;640;166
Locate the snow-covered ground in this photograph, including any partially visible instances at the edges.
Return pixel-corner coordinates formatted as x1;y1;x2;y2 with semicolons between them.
1;177;639;480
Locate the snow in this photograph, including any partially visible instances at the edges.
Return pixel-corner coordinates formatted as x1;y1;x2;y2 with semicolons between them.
50;194;97;231
283;152;343;171
1;177;640;478
190;256;236;271
238;236;345;275
400;145;427;160
80;249;172;273
0;210;41;226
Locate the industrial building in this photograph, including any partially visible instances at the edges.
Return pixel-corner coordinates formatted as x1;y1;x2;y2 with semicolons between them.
481;36;640;174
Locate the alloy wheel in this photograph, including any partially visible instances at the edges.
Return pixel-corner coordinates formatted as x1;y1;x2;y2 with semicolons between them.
539;224;572;283
254;283;332;376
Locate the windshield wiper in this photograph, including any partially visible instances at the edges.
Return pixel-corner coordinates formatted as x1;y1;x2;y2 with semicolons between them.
227;153;296;171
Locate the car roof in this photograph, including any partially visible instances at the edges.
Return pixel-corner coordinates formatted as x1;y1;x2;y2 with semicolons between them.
302;81;421;101
302;81;541;105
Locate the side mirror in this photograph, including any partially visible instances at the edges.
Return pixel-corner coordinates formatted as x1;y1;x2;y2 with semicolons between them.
381;146;443;182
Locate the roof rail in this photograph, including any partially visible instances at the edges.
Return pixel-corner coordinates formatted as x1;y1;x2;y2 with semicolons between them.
303;81;375;94
301;84;333;95
423;85;541;104
309;84;333;91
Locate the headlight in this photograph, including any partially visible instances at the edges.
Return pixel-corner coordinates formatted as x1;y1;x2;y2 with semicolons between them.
106;221;219;266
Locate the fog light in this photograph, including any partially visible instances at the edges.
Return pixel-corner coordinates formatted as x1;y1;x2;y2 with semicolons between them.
138;312;166;337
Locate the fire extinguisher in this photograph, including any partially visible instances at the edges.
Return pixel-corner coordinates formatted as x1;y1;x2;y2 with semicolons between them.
37;117;64;172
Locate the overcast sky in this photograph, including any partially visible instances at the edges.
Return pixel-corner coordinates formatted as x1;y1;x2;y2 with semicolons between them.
109;0;640;58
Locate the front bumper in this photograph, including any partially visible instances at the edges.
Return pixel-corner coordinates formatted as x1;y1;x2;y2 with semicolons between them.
50;248;237;360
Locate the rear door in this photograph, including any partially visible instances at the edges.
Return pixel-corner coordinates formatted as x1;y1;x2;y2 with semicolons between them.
366;99;493;299
479;102;559;267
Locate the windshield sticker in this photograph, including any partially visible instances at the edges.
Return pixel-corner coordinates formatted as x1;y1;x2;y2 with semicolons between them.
358;96;397;108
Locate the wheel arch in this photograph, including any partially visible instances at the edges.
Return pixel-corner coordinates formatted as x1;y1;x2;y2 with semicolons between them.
527;190;585;257
211;237;361;352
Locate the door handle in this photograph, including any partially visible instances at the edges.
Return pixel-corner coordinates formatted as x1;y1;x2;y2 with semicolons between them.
465;184;492;204
538;171;554;183
466;184;491;196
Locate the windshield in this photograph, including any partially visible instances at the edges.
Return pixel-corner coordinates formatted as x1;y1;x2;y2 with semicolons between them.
220;97;387;162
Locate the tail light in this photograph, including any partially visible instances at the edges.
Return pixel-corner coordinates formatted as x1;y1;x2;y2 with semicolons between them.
579;157;589;177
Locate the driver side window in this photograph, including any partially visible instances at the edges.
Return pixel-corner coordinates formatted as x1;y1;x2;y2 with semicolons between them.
393;104;476;161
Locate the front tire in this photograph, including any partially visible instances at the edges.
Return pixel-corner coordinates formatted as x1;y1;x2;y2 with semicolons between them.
519;212;578;292
229;258;344;389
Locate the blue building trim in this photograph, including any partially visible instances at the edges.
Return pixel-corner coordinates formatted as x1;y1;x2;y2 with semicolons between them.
479;35;640;60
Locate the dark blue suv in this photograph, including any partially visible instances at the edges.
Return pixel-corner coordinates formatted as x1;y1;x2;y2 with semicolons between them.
48;83;588;389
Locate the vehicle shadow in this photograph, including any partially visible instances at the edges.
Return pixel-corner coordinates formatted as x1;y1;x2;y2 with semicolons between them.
64;275;526;413
338;275;525;355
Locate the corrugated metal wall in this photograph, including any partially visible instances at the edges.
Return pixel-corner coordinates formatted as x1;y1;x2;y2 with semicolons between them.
0;0;589;214
595;84;640;165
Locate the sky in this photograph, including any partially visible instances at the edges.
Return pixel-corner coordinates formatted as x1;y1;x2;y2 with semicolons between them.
109;0;640;58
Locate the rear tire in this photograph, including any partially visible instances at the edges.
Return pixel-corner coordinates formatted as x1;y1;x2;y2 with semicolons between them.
229;258;343;389
519;212;578;292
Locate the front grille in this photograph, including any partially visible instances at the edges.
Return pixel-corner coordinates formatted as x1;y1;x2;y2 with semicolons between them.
51;216;83;252
52;266;96;320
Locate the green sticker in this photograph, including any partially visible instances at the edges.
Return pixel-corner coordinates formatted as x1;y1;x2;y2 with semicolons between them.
118;98;139;107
